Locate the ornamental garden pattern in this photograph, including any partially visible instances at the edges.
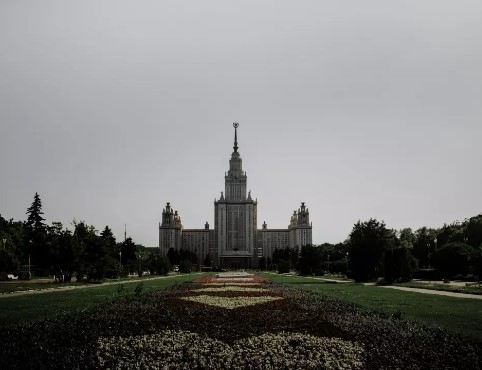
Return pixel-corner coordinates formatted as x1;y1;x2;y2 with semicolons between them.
2;272;482;369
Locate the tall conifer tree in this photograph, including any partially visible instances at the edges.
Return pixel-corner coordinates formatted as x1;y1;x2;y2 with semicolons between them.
26;192;48;270
26;192;46;234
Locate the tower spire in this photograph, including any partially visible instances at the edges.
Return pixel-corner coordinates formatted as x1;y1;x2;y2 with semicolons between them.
233;122;239;152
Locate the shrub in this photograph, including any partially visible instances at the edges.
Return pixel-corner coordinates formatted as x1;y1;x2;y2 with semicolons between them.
179;259;192;273
277;260;291;274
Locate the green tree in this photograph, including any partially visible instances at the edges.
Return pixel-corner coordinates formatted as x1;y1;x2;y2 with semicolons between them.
297;245;322;275
0;249;19;273
101;226;116;251
146;252;171;275
0;214;28;264
47;222;75;280
272;247;299;269
258;256;266;270
464;214;482;249
348;219;396;282
167;248;180;266
72;221;109;281
432;242;475;278
26;193;49;271
26;193;47;234
413;227;437;269
384;247;418;282
118;237;138;273
179;249;198;265
203;253;212;267
277;259;292;274
330;259;348;274
179;259;192;273
399;228;416;249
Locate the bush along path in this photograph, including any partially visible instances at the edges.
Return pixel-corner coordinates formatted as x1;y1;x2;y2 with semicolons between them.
1;272;482;369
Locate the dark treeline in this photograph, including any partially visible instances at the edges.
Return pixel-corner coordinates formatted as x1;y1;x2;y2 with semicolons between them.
265;214;482;283
166;248;199;273
0;193;169;281
3;193;481;283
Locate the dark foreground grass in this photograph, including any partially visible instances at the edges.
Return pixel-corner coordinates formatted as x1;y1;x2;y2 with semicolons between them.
0;273;209;325
261;273;482;342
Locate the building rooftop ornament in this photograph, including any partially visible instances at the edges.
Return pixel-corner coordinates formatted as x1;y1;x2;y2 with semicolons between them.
233;122;239;153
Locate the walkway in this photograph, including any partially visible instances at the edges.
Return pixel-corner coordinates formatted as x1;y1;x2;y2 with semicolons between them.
264;272;482;299
0;274;195;299
379;285;482;300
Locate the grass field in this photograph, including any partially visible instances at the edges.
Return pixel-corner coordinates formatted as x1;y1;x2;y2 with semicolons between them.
396;281;482;295
3;272;482;341
0;274;173;294
0;281;85;293
261;273;482;342
0;273;208;325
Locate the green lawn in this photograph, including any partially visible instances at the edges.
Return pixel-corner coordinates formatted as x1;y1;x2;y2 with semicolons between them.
0;281;86;293
0;274;175;294
396;281;482;295
0;273;208;325
261;273;482;342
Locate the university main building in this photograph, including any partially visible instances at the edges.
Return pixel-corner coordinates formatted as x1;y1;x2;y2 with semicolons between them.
159;123;312;269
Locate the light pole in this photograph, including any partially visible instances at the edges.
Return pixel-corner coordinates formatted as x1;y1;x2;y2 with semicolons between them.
119;251;122;272
427;241;431;268
28;239;32;279
136;251;143;276
2;238;6;249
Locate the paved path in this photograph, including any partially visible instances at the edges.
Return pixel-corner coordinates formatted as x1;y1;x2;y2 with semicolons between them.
311;277;353;283
0;274;198;299
275;273;482;299
266;272;352;284
379;285;482;300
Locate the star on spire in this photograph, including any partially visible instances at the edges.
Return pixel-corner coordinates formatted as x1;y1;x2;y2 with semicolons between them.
233;122;239;152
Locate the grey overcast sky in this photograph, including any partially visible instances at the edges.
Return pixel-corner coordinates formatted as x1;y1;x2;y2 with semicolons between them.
1;1;481;247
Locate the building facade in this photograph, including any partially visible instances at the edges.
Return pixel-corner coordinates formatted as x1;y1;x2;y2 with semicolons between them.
159;123;312;268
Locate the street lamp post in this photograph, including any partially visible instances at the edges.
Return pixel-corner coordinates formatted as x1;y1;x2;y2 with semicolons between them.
119;251;122;272
428;238;437;269
427;241;431;268
28;239;32;280
2;238;6;249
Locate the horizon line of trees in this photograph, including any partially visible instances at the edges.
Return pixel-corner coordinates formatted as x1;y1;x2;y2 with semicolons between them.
265;214;482;282
0;192;170;281
3;193;481;283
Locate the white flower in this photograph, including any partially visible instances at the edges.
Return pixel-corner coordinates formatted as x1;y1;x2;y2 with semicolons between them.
193;286;270;293
96;331;365;370
181;295;283;309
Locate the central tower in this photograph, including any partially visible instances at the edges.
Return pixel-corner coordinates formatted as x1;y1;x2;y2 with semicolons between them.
225;122;247;201
214;123;258;268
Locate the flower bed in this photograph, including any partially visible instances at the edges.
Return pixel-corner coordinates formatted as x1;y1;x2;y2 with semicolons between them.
97;330;364;370
181;294;283;309
194;286;270;292
1;277;482;369
194;273;267;284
